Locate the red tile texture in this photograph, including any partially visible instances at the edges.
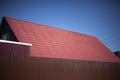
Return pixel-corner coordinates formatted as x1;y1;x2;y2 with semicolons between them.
3;16;120;62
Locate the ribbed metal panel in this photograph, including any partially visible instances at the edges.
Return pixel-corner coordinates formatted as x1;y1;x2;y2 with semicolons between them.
0;42;30;56
0;43;120;80
0;56;120;80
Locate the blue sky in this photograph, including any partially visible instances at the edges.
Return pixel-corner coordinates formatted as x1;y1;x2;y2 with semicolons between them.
0;0;120;52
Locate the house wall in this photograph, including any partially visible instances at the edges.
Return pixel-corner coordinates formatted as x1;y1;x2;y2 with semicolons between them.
0;42;120;80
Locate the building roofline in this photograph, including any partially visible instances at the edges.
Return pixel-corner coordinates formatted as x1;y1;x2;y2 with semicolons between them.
3;16;95;38
0;40;32;46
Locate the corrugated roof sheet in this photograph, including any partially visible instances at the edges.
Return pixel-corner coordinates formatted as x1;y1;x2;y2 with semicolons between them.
3;16;120;62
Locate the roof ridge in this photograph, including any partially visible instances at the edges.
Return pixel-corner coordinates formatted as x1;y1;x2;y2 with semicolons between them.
3;16;46;26
3;16;94;37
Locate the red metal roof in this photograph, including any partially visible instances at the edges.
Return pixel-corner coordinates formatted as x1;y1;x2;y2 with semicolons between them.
3;16;120;62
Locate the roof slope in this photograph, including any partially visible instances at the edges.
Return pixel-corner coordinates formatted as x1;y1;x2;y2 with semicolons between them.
2;16;120;62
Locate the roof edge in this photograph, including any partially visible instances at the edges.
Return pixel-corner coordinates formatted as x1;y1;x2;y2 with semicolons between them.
2;16;95;38
0;40;32;46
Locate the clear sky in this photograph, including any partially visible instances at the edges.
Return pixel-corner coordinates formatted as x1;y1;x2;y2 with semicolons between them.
0;0;120;52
